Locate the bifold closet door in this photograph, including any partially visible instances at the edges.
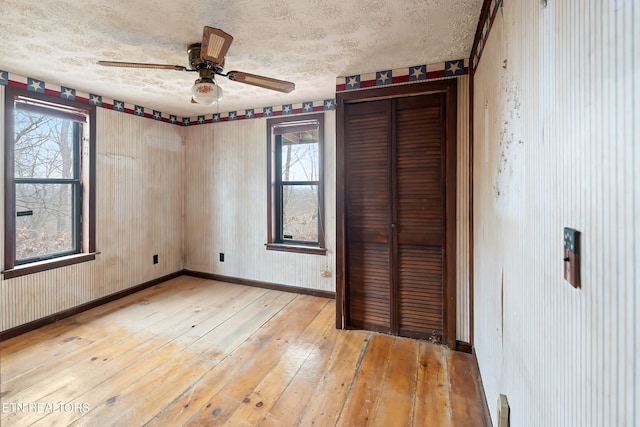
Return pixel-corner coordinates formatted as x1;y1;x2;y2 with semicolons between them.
344;100;392;333
394;95;445;340
344;93;446;340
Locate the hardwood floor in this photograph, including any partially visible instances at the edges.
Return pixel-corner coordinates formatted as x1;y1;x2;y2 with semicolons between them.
0;276;489;426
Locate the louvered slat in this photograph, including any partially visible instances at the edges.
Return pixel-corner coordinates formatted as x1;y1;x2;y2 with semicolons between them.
398;245;443;335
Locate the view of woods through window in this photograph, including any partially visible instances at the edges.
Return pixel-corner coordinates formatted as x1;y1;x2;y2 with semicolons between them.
280;129;320;243
14;108;79;262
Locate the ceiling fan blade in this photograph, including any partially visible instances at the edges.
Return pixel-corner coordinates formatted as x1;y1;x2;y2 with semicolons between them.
201;27;233;64
226;71;295;93
97;61;187;71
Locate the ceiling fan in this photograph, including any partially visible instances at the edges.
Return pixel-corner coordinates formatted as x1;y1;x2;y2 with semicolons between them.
97;27;295;105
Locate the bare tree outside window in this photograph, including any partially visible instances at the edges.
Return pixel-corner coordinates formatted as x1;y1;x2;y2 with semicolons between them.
3;86;95;278
267;113;325;251
280;131;319;242
13;109;79;262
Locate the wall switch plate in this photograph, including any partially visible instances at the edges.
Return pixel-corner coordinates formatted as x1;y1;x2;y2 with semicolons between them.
498;394;511;427
498;394;510;427
563;228;580;288
153;254;158;264
219;253;224;262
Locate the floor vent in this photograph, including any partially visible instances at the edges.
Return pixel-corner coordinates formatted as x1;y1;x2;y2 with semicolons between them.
498;394;510;427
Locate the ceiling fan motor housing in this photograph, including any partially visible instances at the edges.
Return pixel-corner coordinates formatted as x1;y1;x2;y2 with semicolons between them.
188;43;224;74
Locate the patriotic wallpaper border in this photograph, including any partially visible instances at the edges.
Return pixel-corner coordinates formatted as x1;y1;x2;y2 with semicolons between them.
471;0;503;72
0;70;335;127
2;55;472;127
336;58;469;93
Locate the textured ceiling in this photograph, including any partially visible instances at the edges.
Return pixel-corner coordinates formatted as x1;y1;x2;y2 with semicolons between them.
0;0;482;117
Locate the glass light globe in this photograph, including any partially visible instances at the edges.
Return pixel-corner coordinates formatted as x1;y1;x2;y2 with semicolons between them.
191;81;223;105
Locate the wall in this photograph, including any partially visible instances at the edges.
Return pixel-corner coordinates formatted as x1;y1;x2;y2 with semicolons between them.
473;1;638;426
183;113;336;293
0;94;184;331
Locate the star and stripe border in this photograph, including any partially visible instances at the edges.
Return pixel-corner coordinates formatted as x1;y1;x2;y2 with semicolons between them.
471;0;503;72
2;56;471;126
0;71;335;127
336;59;468;92
182;99;336;125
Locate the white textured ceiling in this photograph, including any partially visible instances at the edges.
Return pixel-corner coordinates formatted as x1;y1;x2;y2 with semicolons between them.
0;0;482;117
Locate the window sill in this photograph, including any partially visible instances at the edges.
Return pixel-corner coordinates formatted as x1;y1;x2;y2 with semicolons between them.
2;252;98;279
265;243;327;255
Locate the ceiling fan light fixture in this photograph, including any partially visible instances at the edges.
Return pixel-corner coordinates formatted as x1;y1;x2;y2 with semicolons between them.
191;78;223;105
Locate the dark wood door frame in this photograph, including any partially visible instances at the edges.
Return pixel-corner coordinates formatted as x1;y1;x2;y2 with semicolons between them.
336;79;458;349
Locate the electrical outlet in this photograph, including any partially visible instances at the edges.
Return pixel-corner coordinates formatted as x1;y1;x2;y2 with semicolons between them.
219;253;224;262
153;254;158;264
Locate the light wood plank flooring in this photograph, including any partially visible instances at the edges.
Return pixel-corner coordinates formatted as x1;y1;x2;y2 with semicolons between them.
0;276;488;426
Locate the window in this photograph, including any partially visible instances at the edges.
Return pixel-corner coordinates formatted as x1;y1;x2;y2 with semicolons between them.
267;113;326;254
3;86;96;278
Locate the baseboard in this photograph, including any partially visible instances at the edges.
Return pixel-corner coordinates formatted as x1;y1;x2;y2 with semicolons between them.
0;270;183;341
456;340;473;354
183;269;336;299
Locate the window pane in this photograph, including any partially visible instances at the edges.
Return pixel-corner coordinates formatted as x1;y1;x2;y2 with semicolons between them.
14;110;76;179
282;184;318;242
280;130;319;182
15;183;76;262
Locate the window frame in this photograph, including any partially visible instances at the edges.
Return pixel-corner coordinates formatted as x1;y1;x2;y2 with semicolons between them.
3;85;96;279
266;112;326;255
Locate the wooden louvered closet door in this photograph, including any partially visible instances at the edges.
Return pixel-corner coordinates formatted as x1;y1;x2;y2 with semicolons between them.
345;93;446;341
394;95;445;339
345;101;392;333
